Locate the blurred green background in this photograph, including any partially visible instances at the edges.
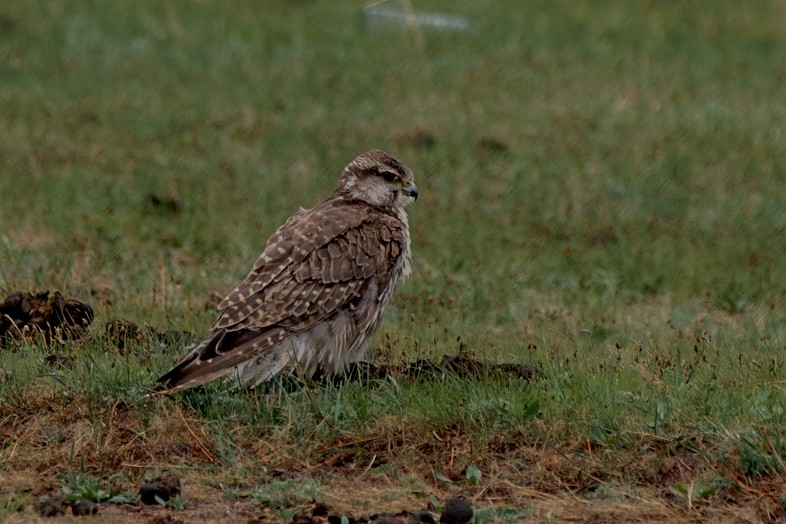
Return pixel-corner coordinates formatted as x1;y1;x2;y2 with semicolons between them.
1;0;784;359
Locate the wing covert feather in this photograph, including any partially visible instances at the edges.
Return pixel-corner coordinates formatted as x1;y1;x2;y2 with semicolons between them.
212;205;405;333
217;198;369;311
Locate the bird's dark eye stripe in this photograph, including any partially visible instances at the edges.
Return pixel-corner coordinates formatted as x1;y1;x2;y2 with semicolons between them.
380;171;399;183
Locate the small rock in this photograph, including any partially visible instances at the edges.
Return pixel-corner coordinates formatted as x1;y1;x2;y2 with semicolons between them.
312;503;329;517
439;498;472;524
34;495;64;517
71;499;99;516
139;472;181;505
369;513;399;524
369;511;428;524
328;515;357;524
292;512;315;524
411;510;436;524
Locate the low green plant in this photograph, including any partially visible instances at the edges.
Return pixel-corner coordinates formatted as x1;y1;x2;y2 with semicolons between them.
251;476;323;514
475;505;534;523
163;496;187;510
0;494;30;518
669;479;724;510
59;471;139;505
466;463;482;486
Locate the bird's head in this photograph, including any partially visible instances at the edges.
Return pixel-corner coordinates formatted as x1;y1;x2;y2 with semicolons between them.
337;150;418;209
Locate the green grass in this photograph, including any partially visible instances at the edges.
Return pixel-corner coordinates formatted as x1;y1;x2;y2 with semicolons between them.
1;0;786;520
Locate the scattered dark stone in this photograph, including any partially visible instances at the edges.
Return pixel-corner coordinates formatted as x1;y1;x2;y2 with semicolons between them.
147;193;181;214
327;515;359;524
139;472;181;505
70;499;99;516
369;513;399;524
0;291;93;345
313;503;330;517
44;353;75;368
477;137;509;154
439;498;472;524
395;128;436;149
146;515;178;524
367;511;431;524
410;510;435;524
34;494;65;517
293;512;316;524
290;504;435;524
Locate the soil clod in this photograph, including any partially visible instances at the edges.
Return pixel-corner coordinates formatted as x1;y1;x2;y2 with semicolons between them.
139;472;181;505
410;510;436;523
439;498;472;524
70;499;99;516
0;291;93;345
337;355;539;383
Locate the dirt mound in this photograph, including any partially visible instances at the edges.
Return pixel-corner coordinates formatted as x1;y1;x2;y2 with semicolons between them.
322;355;540;384
0;290;93;345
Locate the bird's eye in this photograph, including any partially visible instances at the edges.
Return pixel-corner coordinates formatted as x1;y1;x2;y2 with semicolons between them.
380;171;399;183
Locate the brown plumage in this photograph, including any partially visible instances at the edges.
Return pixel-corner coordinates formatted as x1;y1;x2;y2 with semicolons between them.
156;150;418;392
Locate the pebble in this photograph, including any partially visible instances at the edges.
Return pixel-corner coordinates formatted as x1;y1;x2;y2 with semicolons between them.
70;499;99;516
439;498;473;524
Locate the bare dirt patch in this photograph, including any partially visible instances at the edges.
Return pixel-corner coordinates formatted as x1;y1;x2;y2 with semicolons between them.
2;389;785;522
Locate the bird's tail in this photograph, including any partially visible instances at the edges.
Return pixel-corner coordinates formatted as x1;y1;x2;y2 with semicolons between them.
153;327;292;394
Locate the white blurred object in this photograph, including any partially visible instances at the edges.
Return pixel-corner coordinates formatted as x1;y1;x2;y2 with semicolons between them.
363;4;472;32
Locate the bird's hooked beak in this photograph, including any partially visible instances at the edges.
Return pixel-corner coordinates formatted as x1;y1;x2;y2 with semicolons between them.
402;183;419;200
